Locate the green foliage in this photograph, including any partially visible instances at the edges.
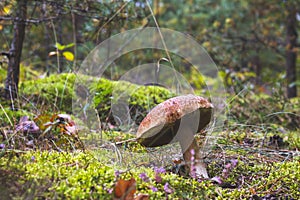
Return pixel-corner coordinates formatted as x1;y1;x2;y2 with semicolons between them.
55;42;75;51
157;0;300;94
218;158;300;199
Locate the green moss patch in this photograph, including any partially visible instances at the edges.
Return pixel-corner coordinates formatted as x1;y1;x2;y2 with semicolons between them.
15;73;174;128
1;149;299;199
90;78;175;125
19;73;78;113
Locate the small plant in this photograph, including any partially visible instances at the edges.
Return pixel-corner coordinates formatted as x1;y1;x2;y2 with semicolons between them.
49;42;75;61
211;159;238;185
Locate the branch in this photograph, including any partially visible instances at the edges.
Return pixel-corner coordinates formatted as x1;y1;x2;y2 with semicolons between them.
0;16;59;25
0;52;10;58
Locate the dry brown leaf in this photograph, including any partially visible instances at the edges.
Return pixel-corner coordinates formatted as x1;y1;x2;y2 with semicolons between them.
114;178;136;200
134;194;149;200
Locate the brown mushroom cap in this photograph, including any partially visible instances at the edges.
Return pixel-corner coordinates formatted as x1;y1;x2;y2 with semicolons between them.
136;94;213;147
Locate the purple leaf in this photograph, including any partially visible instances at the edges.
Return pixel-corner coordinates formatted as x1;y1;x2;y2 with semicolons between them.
154;174;162;183
231;159;238;167
139;172;149;182
114;170;121;177
150;186;158;192
164;182;173;194
154;166;166;174
211;176;223;184
225;163;231;169
31;156;35;162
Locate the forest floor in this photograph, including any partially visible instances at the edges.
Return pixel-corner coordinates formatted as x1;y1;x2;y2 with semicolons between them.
0;73;299;199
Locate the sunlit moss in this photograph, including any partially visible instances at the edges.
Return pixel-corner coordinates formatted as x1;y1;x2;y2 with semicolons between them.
90;77;175;125
18;73;174;126
1;150;299;199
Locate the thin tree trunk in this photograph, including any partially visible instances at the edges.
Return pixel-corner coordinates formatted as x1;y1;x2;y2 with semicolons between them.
286;6;297;98
57;17;63;73
5;0;27;101
42;0;50;76
252;55;261;85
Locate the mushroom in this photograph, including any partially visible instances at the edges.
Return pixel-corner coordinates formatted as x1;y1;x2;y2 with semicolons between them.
136;94;213;178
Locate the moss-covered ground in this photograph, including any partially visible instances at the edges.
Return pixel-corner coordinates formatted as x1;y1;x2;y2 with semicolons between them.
0;73;299;199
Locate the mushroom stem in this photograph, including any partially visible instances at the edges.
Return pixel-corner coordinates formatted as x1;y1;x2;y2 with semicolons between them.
179;137;208;178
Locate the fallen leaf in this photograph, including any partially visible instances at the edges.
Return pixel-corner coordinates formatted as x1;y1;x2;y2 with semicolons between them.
134;194;149;200
34;114;52;131
114;178;136;200
55;114;77;136
15;116;40;135
172;159;182;165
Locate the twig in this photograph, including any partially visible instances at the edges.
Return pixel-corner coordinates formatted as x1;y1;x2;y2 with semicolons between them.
0;104;13;127
115;138;137;145
0;52;10;58
50;19;60;73
94;109;103;145
145;0;182;93
95;1;130;43
0;16;59;25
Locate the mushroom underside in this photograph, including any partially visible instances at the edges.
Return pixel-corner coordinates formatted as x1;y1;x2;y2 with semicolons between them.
137;107;212;147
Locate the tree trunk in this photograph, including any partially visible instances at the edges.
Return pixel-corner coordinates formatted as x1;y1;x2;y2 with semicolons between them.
252;55;262;85
285;6;297;98
42;0;51;76
5;0;27;102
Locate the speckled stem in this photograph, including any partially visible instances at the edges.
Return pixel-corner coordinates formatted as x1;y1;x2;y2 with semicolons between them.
179;137;209;178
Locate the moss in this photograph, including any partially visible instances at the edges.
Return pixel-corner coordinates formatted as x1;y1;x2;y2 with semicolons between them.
220;158;300;199
80;130;146;153
216;129;300;151
285;131;300;150
0;108;34;127
1;150;299;199
18;73;174;127
0;67;6;86
90;78;175;125
229;92;300;130
0;151;215;199
19;73;77;113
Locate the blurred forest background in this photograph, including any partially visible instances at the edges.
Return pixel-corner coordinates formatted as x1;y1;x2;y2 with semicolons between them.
0;0;300;132
0;0;299;99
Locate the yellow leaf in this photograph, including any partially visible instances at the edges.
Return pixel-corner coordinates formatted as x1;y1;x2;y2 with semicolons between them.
142;18;148;26
202;41;211;49
3;5;12;15
213;21;221;28
62;51;74;61
225;18;233;24
0;25;3;31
